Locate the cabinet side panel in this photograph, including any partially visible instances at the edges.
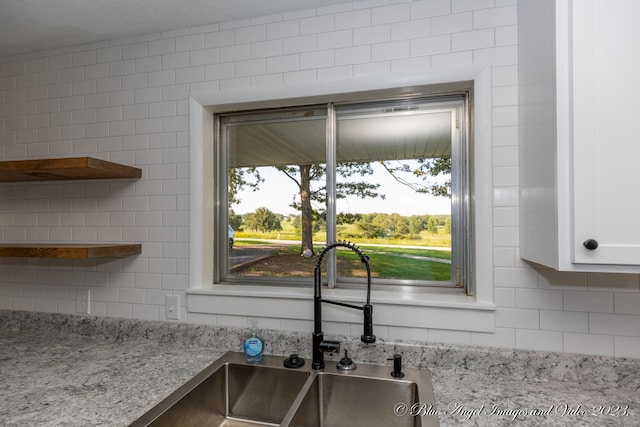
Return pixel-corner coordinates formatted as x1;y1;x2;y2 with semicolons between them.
518;0;559;268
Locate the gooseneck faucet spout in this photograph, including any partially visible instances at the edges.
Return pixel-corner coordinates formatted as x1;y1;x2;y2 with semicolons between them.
312;241;376;370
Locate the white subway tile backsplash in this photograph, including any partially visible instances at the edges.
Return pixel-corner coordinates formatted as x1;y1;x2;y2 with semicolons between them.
149;38;175;56
590;313;640;337
72;79;97;95
300;50;334;70
453;0;493;13
588;273;640;292
106;302;132;319
372;41;410;61
122;73;148;90
473;5;517;29
97;46;122;64
429;329;471;345
516;288;563;310
391;55;431;74
85;93;110;109
354;61;390;77
122;42;148;60
135;56;162;73
335;46;371;66
432;12;472;35
516;329;563;352
495;307;539;329
564;291;614;313
540;310;589;333
411;0;451;19
176;34;205;52
0;0;638;360
135;273;162;289
410;35;450;57
431;50;472;67
615;293;640;315
109;59;135;77
72;50;97;67
474;45;517;67
564;333;614;357
470;327;515;348
109;90;135;106
132;304;159;321
300;14;334;35
60;95;84;111
335;9;371;30
615;336;640;358
495;25;517;46
282;70;318;85
266;20;299;40
538;269;588;290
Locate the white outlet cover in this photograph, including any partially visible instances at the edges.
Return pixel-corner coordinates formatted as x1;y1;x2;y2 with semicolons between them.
166;295;180;320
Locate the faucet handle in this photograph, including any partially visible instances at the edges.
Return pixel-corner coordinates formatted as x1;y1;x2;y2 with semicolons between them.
318;340;340;354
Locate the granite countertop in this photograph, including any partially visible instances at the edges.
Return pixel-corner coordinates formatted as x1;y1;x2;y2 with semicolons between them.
1;310;639;427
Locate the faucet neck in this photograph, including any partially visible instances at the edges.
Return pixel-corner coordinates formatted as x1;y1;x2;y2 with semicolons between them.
312;241;376;370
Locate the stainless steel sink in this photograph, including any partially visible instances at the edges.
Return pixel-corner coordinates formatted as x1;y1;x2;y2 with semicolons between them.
130;352;440;427
286;372;430;427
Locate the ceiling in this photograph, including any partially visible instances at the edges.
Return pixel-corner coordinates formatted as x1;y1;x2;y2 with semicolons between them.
0;0;354;58
228;109;453;168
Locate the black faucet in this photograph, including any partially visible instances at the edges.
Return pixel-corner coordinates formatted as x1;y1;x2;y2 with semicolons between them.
312;241;376;370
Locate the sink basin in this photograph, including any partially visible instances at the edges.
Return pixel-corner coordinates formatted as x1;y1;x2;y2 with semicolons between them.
130;353;310;426
131;352;439;427
287;372;431;427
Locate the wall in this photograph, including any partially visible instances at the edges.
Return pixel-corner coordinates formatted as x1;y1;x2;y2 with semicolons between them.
0;0;639;358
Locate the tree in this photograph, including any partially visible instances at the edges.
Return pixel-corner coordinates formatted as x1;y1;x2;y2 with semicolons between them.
244;207;282;233
380;158;452;197
229;209;243;231
427;217;440;234
275;162;382;255
230;157;450;255
444;216;452;234
229;167;263;206
409;215;425;235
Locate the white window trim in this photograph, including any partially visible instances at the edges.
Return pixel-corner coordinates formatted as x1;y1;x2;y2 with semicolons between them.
188;66;495;333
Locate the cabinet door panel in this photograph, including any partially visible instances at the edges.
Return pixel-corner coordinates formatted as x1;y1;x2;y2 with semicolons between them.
572;0;640;264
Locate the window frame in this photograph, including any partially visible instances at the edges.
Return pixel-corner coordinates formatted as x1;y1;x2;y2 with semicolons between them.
188;69;495;331
213;91;471;293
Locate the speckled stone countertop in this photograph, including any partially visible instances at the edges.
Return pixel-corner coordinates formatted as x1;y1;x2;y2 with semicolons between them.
1;310;639;427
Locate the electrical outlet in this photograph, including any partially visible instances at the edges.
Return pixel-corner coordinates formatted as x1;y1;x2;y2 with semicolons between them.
166;295;180;320
76;288;91;314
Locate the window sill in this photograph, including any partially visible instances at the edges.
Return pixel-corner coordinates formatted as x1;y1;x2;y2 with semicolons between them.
187;284;495;333
188;284;494;309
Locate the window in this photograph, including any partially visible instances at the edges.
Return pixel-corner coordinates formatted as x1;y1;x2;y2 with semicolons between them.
214;92;470;292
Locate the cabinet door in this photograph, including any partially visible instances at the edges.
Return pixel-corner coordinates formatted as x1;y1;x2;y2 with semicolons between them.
571;0;640;265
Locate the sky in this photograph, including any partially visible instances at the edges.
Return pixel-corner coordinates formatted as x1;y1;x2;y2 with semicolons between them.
233;162;451;217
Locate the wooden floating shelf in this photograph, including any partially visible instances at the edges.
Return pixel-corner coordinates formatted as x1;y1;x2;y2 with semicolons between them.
0;244;142;259
0;157;141;182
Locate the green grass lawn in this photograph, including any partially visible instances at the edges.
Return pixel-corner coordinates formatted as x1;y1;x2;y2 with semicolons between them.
235;241;452;282
234;219;453;282
236;220;452;248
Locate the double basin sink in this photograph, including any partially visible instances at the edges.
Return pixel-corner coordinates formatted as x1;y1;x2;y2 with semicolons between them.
130;351;440;427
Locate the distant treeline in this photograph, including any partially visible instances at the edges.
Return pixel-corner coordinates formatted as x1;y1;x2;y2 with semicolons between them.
231;208;450;239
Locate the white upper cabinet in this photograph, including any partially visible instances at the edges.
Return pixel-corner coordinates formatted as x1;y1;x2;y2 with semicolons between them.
519;0;640;272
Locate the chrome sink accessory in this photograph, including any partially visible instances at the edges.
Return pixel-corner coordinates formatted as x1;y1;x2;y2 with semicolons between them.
312;241;376;370
336;349;357;372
